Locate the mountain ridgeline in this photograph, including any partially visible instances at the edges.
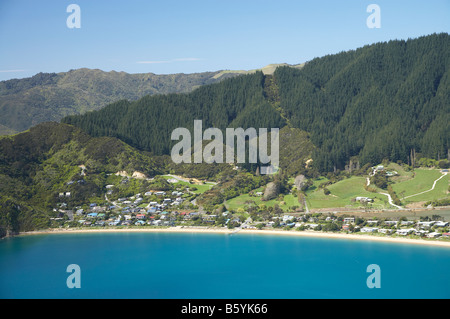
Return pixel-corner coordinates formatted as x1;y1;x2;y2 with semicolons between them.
0;68;243;135
62;33;450;172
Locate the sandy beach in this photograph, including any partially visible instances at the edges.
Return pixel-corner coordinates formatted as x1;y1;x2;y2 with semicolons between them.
17;226;450;248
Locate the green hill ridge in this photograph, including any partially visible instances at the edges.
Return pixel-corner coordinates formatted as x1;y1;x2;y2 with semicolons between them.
0;68;243;134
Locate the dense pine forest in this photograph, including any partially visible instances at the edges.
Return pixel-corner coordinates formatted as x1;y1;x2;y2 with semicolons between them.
63;72;286;155
63;33;449;173
276;33;449;171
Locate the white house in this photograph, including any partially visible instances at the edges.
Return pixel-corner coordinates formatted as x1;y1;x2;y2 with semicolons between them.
417;221;435;228
434;221;449;227
361;227;378;233
415;230;429;236
282;215;294;222
396;228;415;236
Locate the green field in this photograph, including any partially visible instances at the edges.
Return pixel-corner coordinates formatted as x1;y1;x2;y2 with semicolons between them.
225;193;300;212
191;183;215;194
391;169;449;203
303;167;449;210
305;176;389;210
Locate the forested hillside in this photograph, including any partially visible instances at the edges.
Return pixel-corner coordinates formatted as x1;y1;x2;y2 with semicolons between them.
276;33;449;171
63;33;449;173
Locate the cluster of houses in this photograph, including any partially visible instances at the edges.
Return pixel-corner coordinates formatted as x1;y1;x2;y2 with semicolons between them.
254;215;450;240
74;204;202;228
341;217;450;238
53;187;196;227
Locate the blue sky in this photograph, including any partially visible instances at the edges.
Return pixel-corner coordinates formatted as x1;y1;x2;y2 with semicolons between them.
0;0;448;81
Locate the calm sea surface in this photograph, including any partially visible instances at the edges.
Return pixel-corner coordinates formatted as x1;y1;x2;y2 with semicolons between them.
1;232;449;299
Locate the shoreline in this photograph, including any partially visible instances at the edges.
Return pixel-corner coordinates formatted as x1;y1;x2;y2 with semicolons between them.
15;226;450;248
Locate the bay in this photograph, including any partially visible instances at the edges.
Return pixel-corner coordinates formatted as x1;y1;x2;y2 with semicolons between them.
0;232;449;299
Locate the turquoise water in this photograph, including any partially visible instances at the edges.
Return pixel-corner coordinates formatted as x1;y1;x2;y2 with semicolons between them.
0;232;449;299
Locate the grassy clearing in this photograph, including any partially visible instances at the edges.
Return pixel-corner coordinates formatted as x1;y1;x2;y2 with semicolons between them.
190;183;215;194
225;193;300;212
392;169;448;200
304;168;448;209
305;176;388;210
225;194;269;211
392;169;449;203
282;194;300;209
